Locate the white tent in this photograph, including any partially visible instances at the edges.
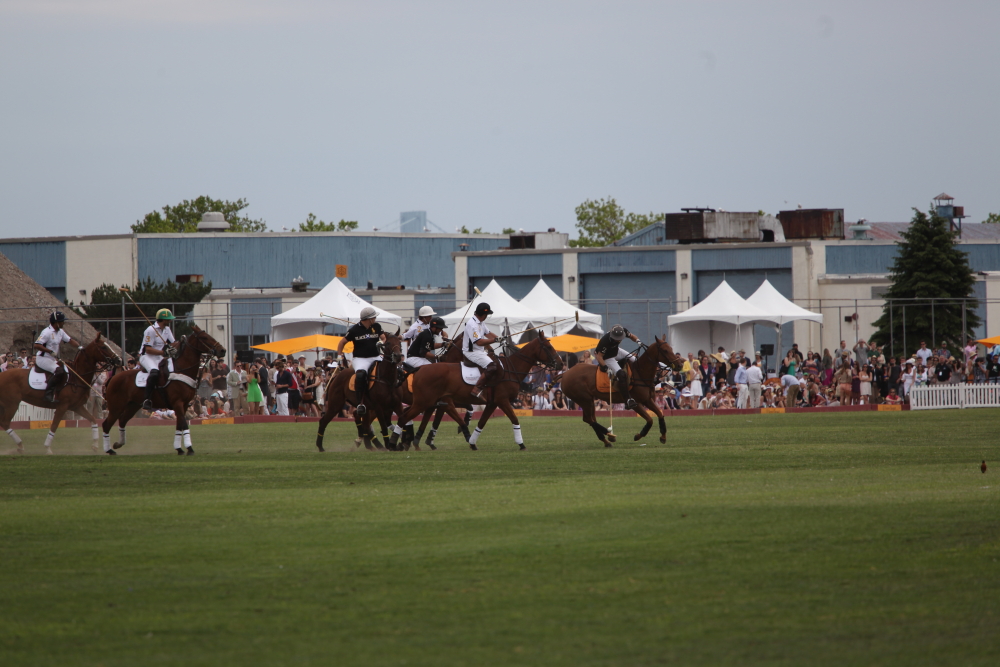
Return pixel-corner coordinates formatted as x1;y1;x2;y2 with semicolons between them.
518;279;603;337
667;281;777;356
746;280;823;360
270;277;404;358
440;279;544;338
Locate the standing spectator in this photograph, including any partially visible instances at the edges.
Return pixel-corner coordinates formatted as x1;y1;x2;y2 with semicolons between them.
256;357;270;411
988;355;1000;384
301;368;321;417
288;365;302;415
934;358;952;384
821;348;834;385
834;364;853;405
933;341;950;360
274;359;292;416
746;359;763;408
901;361;916;398
858;365;872;405
964;340;977;366
551;389;568;410
211;360;228;395
198;363;213;401
915;341;932;366
247;362;264;415
852;339;868;366
227;361;248;416
734;358;749;408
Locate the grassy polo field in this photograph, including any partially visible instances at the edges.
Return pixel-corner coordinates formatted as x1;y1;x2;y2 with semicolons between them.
2;410;999;666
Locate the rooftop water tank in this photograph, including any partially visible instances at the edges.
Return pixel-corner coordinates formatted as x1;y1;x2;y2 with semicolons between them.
197;212;229;232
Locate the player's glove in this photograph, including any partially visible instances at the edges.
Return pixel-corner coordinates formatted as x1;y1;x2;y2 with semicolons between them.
598;364;608;373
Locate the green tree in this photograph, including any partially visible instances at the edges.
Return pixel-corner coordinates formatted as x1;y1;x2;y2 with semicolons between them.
131;196;267;233
299;214;359;232
982;212;1000;224
501;227;516;234
458;225;470;234
472;227;483;234
569;197;664;247
76;278;212;356
870;208;979;354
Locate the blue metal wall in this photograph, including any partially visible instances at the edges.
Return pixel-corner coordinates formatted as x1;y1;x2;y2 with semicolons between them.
471;275;562;300
0;241;66;296
612;222;676;247
692;246;791;271
231;298;282;337
825;245;898;274
579;272;677;344
137;235;506;290
695;269;796;362
467;253;562;278
579;250;676;273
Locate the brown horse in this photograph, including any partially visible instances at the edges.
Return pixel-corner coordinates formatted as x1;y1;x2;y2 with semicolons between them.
315;330;405;452
560;336;683;447
102;325;225;455
388;332;563;451
401;332;474;449
0;333;121;454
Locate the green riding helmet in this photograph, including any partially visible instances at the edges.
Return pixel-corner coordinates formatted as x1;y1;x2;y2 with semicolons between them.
155;308;175;322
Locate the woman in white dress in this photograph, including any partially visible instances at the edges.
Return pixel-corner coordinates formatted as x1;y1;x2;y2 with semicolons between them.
689;361;704;406
901;361;916;397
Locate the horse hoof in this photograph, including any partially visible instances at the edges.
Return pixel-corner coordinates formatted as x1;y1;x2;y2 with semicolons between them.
605;442;613;448
428;444;437;451
606;433;617;443
519;444;526;451
107;449;117;456
317;445;326;453
354;438;363;448
659;435;667;444
634;433;643;442
46;447;54;456
113;442;124;450
469;444;478;451
91;443;99;453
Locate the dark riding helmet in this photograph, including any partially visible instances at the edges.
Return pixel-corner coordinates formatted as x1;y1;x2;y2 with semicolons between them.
475;302;493;316
430;316;446;329
49;311;66;325
609;325;625;341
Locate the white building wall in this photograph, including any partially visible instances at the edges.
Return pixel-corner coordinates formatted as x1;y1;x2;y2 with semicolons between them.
65;236;136;301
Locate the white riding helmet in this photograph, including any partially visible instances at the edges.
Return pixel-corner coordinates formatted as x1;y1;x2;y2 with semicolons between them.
418;305;437;317
359;306;378;321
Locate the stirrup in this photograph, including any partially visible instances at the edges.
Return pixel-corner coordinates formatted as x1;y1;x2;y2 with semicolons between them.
356;403;367;416
45;390;55;403
625;398;638;410
142;399;153;410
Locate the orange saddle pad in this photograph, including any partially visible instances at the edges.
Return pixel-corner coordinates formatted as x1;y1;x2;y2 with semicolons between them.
348;371;379;392
595;364;632;393
407;374;414;392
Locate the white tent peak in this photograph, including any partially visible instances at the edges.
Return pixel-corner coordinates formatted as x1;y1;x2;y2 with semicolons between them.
441;279;543;337
518;279;603;336
746;280;823;325
667;280;776;326
270;277;403;330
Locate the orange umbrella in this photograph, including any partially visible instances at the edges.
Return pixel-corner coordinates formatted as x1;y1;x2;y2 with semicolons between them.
252;334;353;355
517;334;599;353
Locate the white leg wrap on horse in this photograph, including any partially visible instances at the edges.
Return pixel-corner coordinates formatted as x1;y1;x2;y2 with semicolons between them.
406;420;414;427
469;427;482;446
44;431;55;448
91;424;99;440
512;424;523;445
6;428;22;446
183;430;192;447
173;431;183;450
392;425;403;436
118;426;126;445
102;433;112;452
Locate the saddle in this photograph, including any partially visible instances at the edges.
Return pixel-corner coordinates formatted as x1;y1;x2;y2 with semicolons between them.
348;369;379;392
595;363;633;393
135;358;173;388
28;367;52;390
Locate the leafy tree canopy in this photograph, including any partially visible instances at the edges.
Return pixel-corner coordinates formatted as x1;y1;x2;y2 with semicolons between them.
870;208;979;354
299;214;359;232
982;212;1000;224
131;196;267;233
74;278;213;357
501;227;516;234
570;197;664;247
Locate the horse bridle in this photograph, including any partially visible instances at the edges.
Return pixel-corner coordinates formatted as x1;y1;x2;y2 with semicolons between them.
495;336;563;384
173;331;225;375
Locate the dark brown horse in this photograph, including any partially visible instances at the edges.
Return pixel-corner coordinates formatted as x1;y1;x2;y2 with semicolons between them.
388;332;563;451
315;331;405;452
402;332;474;449
560;336;682;447
102;325;225;455
0;333;121;454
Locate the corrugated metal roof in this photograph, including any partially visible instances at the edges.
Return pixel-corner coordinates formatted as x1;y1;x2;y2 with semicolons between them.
866;222;1000;241
611;221;676;247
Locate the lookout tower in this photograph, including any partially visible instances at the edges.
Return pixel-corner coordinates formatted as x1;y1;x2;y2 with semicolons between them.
934;193;966;237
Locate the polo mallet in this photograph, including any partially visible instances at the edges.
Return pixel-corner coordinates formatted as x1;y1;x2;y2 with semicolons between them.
319;312;354;326
454;286;484;338
608;366;614;435
118;287;177;367
503;311;579;339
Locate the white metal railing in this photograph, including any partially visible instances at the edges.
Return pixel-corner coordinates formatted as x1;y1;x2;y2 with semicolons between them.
13;403;56;421
909;384;1000;410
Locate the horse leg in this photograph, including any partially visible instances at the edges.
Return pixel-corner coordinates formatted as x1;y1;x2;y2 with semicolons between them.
632;401;654;442
641;400;668;444
582;400;613;447
495;397;526;451
413;407;435;447
74;404;102;453
389;403;423;448
424;404;449;449
174;405;194;456
1;404;24;454
467;400;497;451
316;405;335;453
111;403;141;453
42;406;70;455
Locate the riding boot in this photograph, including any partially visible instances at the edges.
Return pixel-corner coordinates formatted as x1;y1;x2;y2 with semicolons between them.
142;369;160;411
44;367;66;403
355;370;368;416
616;370;637;410
472;362;497;399
397;365;412;388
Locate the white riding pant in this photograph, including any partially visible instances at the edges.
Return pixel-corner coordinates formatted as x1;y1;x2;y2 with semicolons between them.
139;354;173;374
464;347;492;370
34;355;60;374
404;357;432;370
351;356;379;375
603;349;631;374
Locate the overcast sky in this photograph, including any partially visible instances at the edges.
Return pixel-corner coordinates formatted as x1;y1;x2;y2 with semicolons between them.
1;0;998;238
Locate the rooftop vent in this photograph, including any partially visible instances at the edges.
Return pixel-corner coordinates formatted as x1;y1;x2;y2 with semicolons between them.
197;212;229;232
847;219;872;241
291;276;310;292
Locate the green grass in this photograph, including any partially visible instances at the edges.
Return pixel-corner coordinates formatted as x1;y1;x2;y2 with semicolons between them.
2;411;999;666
